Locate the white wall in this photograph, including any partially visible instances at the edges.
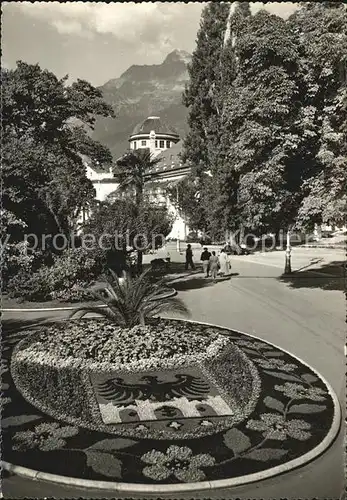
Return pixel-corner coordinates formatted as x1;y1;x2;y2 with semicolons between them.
85;164;113;181
93;182;119;202
166;196;188;240
168;215;188;240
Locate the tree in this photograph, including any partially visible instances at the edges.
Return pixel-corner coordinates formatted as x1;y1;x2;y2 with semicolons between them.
216;10;304;239
167;173;211;234
182;2;231;173
289;3;347;228
2;61;114;239
187;2;250;239
114;148;166;272
83;198;173;275
1;210;36;288
181;1;346;269
114;149;161;206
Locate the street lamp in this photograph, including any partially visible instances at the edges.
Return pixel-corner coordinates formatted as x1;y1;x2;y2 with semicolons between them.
284;228;292;274
176;185;180;252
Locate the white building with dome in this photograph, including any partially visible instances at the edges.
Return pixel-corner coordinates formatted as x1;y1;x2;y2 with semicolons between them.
83;116;190;240
129;116;180;156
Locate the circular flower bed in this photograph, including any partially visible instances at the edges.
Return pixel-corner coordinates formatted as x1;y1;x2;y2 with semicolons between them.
10;319;260;440
3;322;340;490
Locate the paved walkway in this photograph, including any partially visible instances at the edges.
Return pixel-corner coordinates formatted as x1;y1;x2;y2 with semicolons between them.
154;243;345;274
2;257;345;499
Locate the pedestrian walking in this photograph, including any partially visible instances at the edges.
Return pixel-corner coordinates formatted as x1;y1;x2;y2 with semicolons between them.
226;252;232;273
200;247;211;277
165;250;171;271
185;244;195;270
218;248;229;276
209;251;219;280
224;242;233;254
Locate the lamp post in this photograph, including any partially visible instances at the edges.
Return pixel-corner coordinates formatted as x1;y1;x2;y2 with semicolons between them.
176;184;181;252
284;227;292;274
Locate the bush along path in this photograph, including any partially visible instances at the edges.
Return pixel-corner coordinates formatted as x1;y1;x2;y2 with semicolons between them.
2;319;340;491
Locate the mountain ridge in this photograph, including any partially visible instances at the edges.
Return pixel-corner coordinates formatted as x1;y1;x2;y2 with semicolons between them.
92;49;191;160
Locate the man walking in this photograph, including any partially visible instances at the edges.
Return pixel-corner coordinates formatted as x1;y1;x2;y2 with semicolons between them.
185;244;195;270
200;247;211;277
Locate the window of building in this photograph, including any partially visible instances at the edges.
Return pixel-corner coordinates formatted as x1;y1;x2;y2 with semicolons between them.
141;140;147;146
133;141;137;149
159;140;165;148
155;140;158;148
166;140;171;148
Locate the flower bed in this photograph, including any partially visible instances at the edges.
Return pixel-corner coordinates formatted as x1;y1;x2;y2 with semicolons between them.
11;319;260;439
3;322;339;488
19;318;229;372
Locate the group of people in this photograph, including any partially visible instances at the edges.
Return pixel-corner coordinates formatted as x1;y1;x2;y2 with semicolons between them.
185;244;231;279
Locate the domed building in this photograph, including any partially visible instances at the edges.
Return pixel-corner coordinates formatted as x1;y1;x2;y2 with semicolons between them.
128;116;190;240
82;116;190;240
129;116;180;157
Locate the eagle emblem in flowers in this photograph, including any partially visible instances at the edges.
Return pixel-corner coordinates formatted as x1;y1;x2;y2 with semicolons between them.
98;375;210;405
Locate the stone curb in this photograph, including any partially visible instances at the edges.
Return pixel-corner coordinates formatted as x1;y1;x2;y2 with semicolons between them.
1;289;177;313
1;304;108;313
302;244;345;249
2;319;341;493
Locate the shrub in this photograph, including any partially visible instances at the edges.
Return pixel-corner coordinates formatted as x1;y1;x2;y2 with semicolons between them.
7;268;51;302
2;242;36;288
7;247;102;302
1;210;46;289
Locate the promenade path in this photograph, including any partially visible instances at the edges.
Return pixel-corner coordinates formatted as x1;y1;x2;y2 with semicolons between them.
2;253;345;499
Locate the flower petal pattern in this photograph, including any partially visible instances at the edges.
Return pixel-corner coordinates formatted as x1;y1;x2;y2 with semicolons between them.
141;445;215;482
246;413;312;441
12;422;79;452
274;383;327;401
254;358;298;371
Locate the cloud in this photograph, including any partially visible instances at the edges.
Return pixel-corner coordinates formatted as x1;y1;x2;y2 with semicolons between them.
15;1;298;42
251;2;299;19
4;1;299;82
15;2;205;50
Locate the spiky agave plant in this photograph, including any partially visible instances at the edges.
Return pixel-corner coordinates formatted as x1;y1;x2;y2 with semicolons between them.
69;268;190;327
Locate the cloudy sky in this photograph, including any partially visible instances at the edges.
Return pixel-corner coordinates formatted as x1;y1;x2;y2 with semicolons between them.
2;2;298;87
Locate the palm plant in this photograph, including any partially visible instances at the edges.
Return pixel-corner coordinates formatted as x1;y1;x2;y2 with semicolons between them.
114;149;163;274
69;268;190;327
114;149;162;206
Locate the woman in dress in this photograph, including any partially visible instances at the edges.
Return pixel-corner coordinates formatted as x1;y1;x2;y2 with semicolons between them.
218;249;229;276
209;251;219;280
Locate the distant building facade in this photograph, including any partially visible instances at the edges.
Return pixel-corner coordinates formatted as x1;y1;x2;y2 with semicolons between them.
82;116;190;240
129;115;180;155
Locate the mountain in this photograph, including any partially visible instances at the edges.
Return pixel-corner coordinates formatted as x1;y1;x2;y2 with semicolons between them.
92;49;191;160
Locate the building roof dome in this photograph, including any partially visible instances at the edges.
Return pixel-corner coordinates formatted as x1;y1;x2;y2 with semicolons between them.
131;116;179;138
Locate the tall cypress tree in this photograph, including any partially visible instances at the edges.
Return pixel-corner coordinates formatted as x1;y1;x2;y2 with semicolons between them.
205;2;252;241
182;2;231;174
